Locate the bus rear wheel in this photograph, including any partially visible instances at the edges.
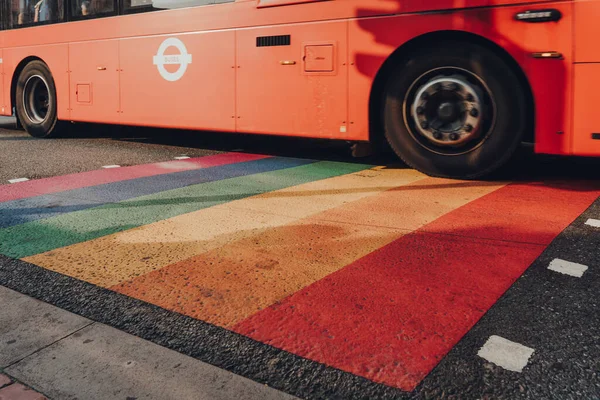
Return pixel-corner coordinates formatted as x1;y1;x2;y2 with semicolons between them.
383;41;528;179
15;61;64;138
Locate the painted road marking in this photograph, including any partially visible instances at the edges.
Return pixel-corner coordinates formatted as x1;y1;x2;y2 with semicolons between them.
0;156;279;229
27;168;421;288
1;158;320;259
548;258;588;278
0;196;107;229
420;183;600;245
1;155;598;392
478;335;535;372
101;165;121;169
585;218;600;228
0;153;268;203
235;182;600;390
113;176;502;328
8;178;29;184
174;156;191;160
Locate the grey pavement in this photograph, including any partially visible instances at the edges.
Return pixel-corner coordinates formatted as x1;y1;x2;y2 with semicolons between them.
0;285;91;368
0;286;296;400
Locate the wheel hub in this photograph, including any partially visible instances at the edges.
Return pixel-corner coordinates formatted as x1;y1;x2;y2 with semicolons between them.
411;75;484;147
437;102;458;122
23;75;50;124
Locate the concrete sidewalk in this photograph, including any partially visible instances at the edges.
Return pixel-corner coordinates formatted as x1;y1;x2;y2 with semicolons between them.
0;286;296;400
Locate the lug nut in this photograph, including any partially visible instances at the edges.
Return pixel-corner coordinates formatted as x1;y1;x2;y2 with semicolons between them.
417;106;425;115
466;93;474;102
434;83;442;91
449;133;459;141
433;131;443;140
421;121;429;129
421;92;430;100
470;108;479;117
464;124;473;132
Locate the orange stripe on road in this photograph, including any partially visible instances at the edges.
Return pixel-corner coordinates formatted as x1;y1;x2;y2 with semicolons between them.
112;178;505;328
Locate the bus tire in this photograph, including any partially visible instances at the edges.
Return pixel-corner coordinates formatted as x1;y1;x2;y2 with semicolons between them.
383;40;528;179
15;60;65;138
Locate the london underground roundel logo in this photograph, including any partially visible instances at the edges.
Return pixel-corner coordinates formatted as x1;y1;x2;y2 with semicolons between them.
153;38;193;82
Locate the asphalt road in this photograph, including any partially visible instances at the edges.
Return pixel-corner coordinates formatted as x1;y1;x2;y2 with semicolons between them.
0;117;359;182
1;118;599;399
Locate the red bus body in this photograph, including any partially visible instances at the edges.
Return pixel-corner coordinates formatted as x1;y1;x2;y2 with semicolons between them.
2;0;600;157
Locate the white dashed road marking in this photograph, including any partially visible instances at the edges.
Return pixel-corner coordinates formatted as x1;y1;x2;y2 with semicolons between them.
585;219;600;228
548;258;588;278
101;165;121;169
478;335;535;372
8;178;29;184
174;156;190;160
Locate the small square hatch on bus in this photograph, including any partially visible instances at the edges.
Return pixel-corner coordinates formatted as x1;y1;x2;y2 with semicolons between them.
304;45;334;72
76;84;92;104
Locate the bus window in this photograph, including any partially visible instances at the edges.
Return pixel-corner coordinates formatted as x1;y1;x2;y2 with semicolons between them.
10;0;63;27
129;0;153;6
70;0;115;18
151;0;235;10
122;0;155;14
14;0;32;25
125;0;233;13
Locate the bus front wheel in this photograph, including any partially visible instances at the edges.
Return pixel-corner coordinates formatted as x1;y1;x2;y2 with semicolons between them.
15;61;64;138
383;41;528;179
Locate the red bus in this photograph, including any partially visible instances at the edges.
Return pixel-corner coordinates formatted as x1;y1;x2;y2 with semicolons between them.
2;0;598;178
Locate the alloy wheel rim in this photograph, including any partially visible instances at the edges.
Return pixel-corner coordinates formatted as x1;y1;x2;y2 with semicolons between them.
403;67;496;156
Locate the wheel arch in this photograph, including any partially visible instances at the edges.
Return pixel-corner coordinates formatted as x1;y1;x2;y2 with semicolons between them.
368;30;535;147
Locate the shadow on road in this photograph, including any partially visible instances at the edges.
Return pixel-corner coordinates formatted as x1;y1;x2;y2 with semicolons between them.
3;119;600;183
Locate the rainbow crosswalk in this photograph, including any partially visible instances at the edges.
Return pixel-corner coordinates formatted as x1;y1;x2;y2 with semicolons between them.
1;152;598;391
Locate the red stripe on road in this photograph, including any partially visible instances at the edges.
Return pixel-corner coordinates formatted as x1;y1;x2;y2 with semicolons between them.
234;181;600;391
421;181;600;245
0;152;269;202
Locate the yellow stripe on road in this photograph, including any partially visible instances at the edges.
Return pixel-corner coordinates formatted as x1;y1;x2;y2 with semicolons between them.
25;168;426;287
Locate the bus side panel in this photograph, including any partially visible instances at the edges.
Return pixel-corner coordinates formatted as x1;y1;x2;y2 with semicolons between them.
521;3;573;154
3;44;70;120
0;0;563;50
119;30;236;132
570;0;600;156
69;40;121;124
572;64;600;155
0;49;5;116
235;21;348;139
348;3;573;155
573;0;600;63
2;53;8;117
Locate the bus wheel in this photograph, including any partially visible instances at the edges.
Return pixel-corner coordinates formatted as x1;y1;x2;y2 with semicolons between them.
383;41;528;179
15;61;65;138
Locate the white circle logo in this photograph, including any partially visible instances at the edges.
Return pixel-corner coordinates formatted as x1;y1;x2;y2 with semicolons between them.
153;38;193;82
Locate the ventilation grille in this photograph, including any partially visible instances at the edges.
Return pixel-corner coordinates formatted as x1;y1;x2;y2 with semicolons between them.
256;35;291;47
